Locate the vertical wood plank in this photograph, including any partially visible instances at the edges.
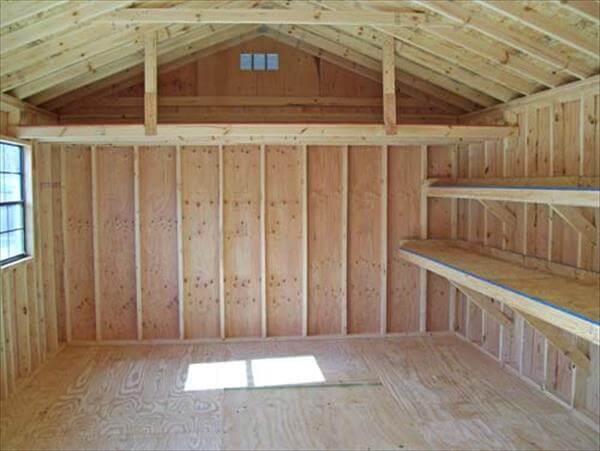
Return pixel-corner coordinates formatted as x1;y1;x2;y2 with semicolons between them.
1;270;16;394
181;146;220;339
0;269;7;399
139;146;179;339
387;146;421;333
97;146;137;340
223;145;261;338
63;145;95;341
15;266;31;377
144;32;157;135
348;146;382;334
307;146;344;335
265;145;303;337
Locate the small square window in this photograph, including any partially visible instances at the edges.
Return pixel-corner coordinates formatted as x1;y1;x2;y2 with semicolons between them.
240;53;252;71
253;53;266;71
266;53;279;71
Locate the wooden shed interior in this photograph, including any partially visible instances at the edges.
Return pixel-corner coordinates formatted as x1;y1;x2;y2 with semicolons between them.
0;1;599;450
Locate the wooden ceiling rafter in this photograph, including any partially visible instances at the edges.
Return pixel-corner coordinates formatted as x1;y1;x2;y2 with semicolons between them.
305;1;537;97
479;0;600;59
417;0;594;80
0;1;135;55
263;26;477;113
38;25;262;110
43;27;269;112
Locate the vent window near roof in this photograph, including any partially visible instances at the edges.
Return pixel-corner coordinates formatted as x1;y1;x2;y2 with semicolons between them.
240;53;252;71
253;53;266;70
266;53;279;71
240;53;279;71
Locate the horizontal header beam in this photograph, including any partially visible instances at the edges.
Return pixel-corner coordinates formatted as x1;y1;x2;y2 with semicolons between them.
13;123;516;145
97;8;437;26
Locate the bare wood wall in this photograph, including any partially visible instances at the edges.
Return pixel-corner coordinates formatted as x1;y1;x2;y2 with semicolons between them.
54;36;459;124
42;143;457;345
455;83;600;423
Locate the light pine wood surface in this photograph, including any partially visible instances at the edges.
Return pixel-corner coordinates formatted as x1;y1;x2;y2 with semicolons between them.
0;335;597;450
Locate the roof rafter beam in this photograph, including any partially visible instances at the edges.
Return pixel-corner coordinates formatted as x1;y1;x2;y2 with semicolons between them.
97;7;441;26
38;26;261;110
479;0;600;59
554;0;600;23
418;0;593;79
0;1;134;55
307;1;532;97
262;26;471;114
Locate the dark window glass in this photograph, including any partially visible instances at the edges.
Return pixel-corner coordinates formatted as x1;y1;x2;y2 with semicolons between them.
0;142;26;264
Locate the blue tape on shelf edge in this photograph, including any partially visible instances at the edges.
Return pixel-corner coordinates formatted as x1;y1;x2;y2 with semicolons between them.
434;185;600;192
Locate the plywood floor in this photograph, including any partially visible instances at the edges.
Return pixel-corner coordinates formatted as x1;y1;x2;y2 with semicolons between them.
1;335;597;450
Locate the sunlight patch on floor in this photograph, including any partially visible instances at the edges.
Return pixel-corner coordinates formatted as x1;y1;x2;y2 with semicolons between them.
184;355;324;391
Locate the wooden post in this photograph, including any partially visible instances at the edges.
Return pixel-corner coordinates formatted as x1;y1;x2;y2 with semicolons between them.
419;145;428;333
144;32;157;136
382;34;397;134
91;145;101;341
133;146;143;340
175;145;184;340
218;145;225;339
341;145;348;335
260;144;267;338
302;144;308;337
380;145;388;335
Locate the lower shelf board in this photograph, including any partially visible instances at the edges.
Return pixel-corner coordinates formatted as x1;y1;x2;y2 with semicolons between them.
398;239;600;345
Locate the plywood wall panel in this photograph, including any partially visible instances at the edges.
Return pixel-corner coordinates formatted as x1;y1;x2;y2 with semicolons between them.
347;146;382;334
582;94;599;177
96;146;137;340
387;146;421;333
63;145;95;341
308;146;343;335
181;146;220;339
139;146;179;339
223;145;261;338
265;145;303;337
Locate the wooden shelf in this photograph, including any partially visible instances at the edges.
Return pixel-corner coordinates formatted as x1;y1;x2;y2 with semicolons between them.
398;239;600;344
426;176;600;208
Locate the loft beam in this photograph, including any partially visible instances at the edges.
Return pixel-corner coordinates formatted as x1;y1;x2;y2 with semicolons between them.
12;124;516;145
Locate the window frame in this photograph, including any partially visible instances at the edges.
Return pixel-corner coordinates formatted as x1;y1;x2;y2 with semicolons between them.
1;139;32;267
